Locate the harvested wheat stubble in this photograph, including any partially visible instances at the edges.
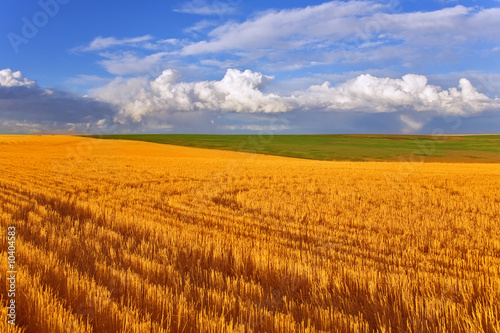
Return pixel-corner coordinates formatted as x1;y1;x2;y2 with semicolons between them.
0;135;499;332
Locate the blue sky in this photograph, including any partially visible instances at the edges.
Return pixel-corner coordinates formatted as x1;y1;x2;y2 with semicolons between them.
1;0;500;134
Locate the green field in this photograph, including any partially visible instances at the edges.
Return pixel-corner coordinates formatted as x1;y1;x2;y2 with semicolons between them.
89;134;500;162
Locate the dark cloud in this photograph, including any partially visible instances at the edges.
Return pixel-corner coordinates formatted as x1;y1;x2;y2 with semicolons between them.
0;86;41;99
1;68;498;135
0;85;117;133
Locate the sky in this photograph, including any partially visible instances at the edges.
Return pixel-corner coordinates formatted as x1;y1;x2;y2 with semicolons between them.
1;0;500;135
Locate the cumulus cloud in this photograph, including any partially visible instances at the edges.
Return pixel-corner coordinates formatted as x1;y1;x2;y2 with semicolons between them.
92;68;293;122
91;69;500;124
3;68;499;134
0;69;36;87
429;71;500;98
294;74;497;115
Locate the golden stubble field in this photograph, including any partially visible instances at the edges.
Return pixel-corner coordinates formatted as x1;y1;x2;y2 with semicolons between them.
0;135;499;333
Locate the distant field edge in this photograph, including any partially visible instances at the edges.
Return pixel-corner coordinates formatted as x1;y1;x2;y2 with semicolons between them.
83;134;500;163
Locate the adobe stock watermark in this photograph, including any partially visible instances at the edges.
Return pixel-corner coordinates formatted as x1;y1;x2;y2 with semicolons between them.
7;0;71;54
5;226;17;326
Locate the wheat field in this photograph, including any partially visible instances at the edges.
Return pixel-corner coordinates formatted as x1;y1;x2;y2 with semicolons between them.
0;135;499;333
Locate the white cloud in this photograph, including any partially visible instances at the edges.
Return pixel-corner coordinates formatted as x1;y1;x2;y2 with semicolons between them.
179;1;500;71
90;76;150;104
373;6;500;49
294;74;498;115
98;52;168;76
184;20;218;34
90;69;500;124
157;38;182;45
429;71;500;98
76;35;153;52
199;59;238;68
174;0;238;16
73;2;500;83
2;68;499;134
181;1;382;55
400;115;423;134
0;69;36;87
93;68;292;122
